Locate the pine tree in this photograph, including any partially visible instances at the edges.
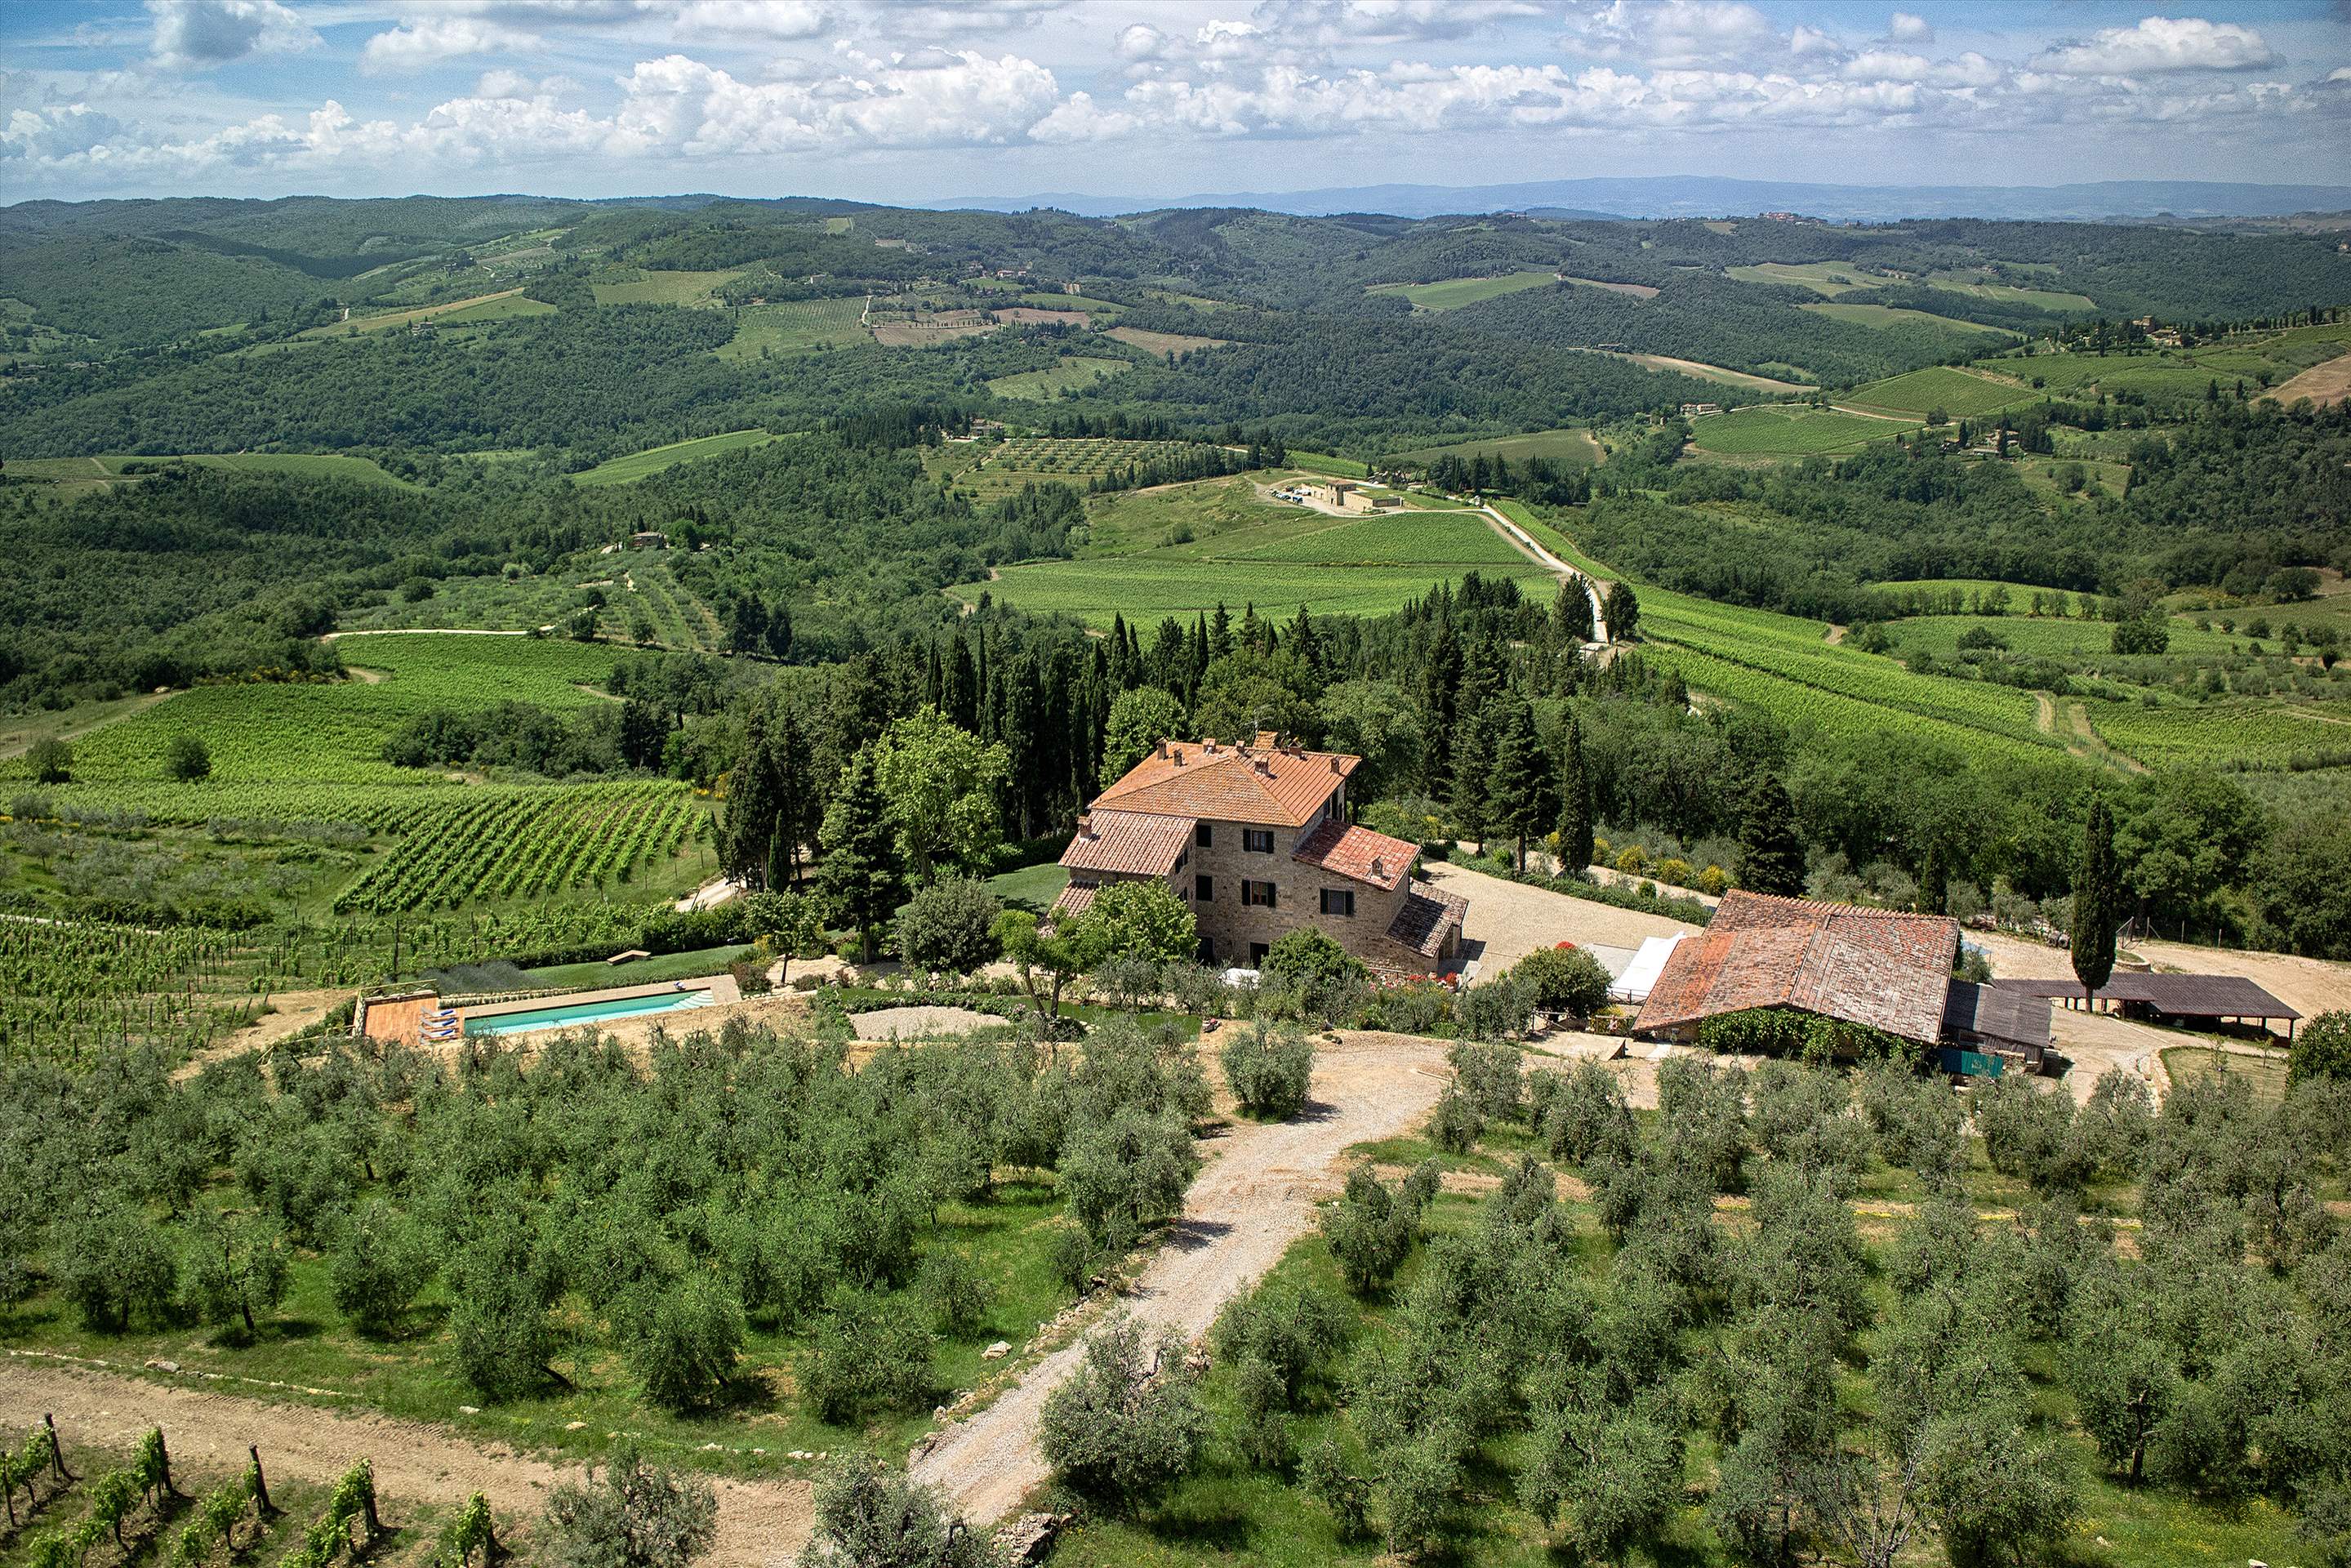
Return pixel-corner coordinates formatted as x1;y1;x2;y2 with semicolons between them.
1737;773;1806;897
817;749;906;962
2071;795;2121;1006
1487;698;1554;870
1556;710;1595;875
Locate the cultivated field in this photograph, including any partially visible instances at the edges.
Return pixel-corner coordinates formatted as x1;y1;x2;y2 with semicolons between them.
590;268;742;307
959;478;1552;625
716;296;867;359
17;633;626;785
939;435;1197;501
1688;404;1918;457
1367;271;1557;310
572;428;784;486
985;356;1131;400
1801;301;2014;336
1103;325;1229;354
303;289;554;336
1841;365;2036;418
1725;261;1903;296
1387;428;1602;467
1610;352;1814;391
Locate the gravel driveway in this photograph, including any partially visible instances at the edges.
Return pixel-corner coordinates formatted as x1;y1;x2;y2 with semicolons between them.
1419;860;1701;978
908;1031;1451;1526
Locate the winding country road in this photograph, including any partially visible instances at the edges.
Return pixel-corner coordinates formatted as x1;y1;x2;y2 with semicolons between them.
909;1032;1450;1526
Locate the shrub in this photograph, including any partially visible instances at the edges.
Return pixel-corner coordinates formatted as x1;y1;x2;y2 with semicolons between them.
166;734;212;782
540;1443;716;1568
1508;945;1612;1018
800;1291;933;1423
808;1452;989;1568
893;880;1002;978
1219;1018;1316;1119
26;738;71;784
1258;929;1369;1024
2291;1010;2351;1086
621;1274;745;1412
1038;1315;1207;1506
917;1248;991;1339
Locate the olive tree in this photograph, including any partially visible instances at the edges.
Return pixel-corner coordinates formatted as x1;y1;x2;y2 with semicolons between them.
1039;1315;1207;1507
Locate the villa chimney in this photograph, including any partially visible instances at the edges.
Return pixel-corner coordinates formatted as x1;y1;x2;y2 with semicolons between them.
1078;813;1095;839
1329;754;1342;772
1370;856;1385;880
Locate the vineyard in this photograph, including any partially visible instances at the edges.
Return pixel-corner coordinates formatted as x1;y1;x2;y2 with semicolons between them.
0;1414;490;1568
332;780;705;914
2082;698;2351;768
0;916;266;1064
15;635;626;786
1639;588;2060;759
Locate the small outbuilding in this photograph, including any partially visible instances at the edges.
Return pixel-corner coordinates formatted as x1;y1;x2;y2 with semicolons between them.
1993;973;2300;1040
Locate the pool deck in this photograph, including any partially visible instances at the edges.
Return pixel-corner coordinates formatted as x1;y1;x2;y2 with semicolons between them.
459;973;740;1025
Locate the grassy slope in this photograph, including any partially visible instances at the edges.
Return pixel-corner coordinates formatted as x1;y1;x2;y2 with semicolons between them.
572;429;782;486
1366;272;1557;310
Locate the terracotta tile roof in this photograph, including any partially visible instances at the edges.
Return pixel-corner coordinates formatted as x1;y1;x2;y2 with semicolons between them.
1060;808;1194;877
1708;889;1960;972
1387;886;1467;959
1632;891;1961;1044
1292;820;1416;892
1049;883;1098;923
1091;737;1357;829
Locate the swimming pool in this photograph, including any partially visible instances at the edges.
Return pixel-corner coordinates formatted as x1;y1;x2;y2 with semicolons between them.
462;986;715;1037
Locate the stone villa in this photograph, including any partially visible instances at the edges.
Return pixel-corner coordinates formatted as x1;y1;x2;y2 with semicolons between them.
1052;733;1467;976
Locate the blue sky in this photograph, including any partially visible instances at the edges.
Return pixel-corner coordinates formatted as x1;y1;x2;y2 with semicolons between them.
2;1;2345;203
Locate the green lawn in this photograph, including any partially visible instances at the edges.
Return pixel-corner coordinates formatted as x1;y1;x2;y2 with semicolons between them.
985;356;1131;400
1366;271;1557;311
986;860;1071;911
572;429;784;486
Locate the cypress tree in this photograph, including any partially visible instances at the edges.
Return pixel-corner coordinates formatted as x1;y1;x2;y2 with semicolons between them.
1736;772;1806;898
719;714;780;891
1556;710;1595;875
2071;795;2121;1007
1603;580;1640;642
772;707;815;888
817;749;905;963
1487;697;1554;871
1420;621;1463;799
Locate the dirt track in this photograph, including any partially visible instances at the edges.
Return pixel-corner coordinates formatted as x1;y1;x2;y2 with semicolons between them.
909;1031;1450;1526
0;1356;813;1566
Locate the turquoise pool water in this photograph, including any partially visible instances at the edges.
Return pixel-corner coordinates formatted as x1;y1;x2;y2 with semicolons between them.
463;987;714;1037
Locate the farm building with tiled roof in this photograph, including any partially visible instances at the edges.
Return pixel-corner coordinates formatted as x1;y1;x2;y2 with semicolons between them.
1633;890;2048;1066
1052;733;1464;976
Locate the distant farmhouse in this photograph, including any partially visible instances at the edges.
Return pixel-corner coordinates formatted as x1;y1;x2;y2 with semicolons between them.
1302;479;1405;514
1633;891;2052;1072
1055;733;1467;976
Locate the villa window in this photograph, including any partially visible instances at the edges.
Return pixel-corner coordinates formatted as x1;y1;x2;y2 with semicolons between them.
1320;889;1356;917
1244;828;1275;853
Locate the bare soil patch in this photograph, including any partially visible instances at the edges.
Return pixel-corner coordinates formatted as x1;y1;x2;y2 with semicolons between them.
172;988;350;1082
2264;351;2351;408
0;1357;815;1568
850;1004;1005;1040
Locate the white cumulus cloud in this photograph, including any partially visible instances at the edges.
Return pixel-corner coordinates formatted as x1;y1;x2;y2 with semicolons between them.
2034;16;2277;76
362;16;544;74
